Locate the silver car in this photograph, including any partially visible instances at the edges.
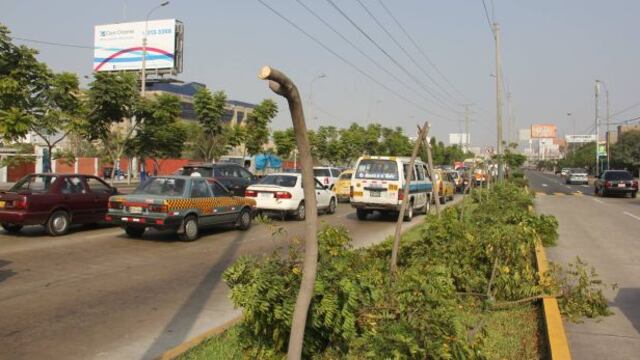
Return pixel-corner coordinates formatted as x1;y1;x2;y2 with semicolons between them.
566;169;588;185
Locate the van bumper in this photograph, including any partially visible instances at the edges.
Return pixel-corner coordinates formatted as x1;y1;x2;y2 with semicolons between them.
350;201;401;211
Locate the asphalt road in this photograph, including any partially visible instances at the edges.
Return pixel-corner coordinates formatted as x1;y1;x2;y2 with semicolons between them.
0;197;459;360
526;170;640;359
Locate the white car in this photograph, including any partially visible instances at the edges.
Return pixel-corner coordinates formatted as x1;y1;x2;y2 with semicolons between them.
313;167;341;190
245;173;337;220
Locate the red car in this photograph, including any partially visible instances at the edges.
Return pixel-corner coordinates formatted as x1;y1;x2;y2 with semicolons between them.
0;174;117;235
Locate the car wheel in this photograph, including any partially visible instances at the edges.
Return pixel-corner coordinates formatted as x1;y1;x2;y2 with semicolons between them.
327;198;336;214
601;189;607;197
179;215;199;242
236;208;252;230
295;201;305;221
632;192;637;199
125;226;145;238
440;196;446;204
1;223;23;233
594;186;599;195
46;210;70;236
403;202;414;222
356;208;368;220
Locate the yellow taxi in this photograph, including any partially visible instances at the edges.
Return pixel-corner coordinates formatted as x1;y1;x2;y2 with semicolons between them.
433;169;455;204
333;169;353;202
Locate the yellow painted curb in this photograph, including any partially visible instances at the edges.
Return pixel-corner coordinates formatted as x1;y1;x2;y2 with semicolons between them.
156;316;242;360
535;242;572;360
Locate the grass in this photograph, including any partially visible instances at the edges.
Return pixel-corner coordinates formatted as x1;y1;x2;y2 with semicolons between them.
178;326;243;360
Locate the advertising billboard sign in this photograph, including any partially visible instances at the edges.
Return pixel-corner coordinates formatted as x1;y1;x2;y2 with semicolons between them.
94;19;183;73
531;124;557;138
565;135;596;143
448;133;470;145
518;128;531;141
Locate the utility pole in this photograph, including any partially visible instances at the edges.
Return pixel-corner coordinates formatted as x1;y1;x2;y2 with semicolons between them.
493;22;505;181
595;80;600;177
606;89;610;170
463;104;473;152
506;91;513;145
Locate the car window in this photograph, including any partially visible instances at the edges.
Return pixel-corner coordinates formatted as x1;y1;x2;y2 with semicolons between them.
61;177;86;194
355;160;398;180
402;164;417;181
313;168;330;177
339;172;352;180
331;168;341;177
415;165;425;181
210;182;230;197
134;178;186;196
238;167;253;180
215;166;235;177
315;179;325;190
182;167;213;177
86;177;112;194
190;179;211;198
10;175;57;193
259;175;298;187
605;171;633;181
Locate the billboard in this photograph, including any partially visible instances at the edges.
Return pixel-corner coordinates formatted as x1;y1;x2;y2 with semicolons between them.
565;135;596;143
448;133;470;145
94;19;183;73
531;124;557;139
518;128;531;141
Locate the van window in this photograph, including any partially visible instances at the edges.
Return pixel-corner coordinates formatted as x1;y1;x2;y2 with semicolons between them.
314;168;331;177
355;160;399;180
402;164;417;181
415;165;425;181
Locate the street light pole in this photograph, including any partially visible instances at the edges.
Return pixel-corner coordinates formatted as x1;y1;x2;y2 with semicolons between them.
606;89;610;170
308;73;326;122
493;22;505;181
595;81;600;177
567;112;573;152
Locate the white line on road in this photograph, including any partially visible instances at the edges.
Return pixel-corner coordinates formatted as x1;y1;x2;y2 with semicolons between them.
623;211;640;221
542;183;548;187
592;198;605;204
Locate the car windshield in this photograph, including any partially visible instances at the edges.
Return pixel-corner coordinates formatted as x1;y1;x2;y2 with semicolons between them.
605;171;633;181
355;160;399;180
339;172;352;180
571;169;586;174
313;168;330;177
10;175;57;193
258;175;297;187
134;178;186;196
181;167;213;177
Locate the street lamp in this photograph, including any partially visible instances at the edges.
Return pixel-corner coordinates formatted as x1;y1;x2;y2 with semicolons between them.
308;73;326;122
141;1;170;97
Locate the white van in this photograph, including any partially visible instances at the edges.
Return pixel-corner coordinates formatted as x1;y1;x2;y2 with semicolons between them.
350;156;433;221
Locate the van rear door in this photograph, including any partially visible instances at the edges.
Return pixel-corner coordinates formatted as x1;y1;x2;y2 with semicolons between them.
352;159;400;205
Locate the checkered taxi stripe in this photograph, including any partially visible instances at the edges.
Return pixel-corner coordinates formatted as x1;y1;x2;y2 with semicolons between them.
164;197;255;211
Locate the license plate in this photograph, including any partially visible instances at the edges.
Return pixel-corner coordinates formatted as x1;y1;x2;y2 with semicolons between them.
129;206;143;214
0;201;4;208
618;183;626;188
259;192;273;198
370;191;381;197
352;191;363;197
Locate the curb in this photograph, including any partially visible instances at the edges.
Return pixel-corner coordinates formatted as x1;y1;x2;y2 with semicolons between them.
535;242;572;360
155;316;242;360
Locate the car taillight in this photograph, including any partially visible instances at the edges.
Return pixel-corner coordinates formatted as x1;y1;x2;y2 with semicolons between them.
245;190;257;197
9;197;28;209
275;191;292;199
605;181;611;188
148;204;168;213
349;186;354;197
324;178;329;184
633;180;638;189
109;201;124;210
398;191;404;200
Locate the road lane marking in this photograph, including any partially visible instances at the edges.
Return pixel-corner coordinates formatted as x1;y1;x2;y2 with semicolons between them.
542;183;548;187
553;192;566;196
623;211;640;221
574;192;583;196
592;198;604;204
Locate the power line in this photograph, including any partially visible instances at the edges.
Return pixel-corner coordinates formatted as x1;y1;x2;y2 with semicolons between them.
255;0;453;120
610;99;640;118
354;0;458;109
294;0;435;113
324;0;459;116
12;36;94;49
376;0;473;105
481;0;493;31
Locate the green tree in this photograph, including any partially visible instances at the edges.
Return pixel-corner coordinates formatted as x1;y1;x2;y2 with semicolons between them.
85;71;140;182
129;94;186;173
273;127;296;158
379;126;412;156
245;99;278;156
338;123;367;164
0;25;83;171
191;88;228;162
611;130;640;175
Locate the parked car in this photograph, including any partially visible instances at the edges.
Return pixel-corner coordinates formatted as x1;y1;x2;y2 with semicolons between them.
0;174;117;235
433;169;455;204
333;170;353;202
180;163;258;197
560;168;571;177
594;170;638;198
106;176;256;241
350;156;432;221
245;173;337;220
313;167;341;190
566;168;588;185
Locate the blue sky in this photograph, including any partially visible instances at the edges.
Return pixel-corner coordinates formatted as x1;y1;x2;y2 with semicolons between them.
2;0;639;147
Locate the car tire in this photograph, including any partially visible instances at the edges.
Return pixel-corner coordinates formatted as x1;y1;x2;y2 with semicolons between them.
236;208;252;230
125;226;145;238
632;192;637;199
403;202;414;222
440;196;446;204
179;215;199;242
46;210;70;236
418;197;430;214
1;223;23;233
356;208;368;220
327;198;336;214
295;201;306;221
